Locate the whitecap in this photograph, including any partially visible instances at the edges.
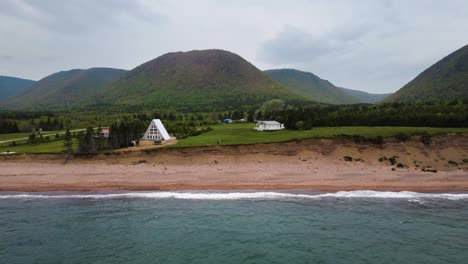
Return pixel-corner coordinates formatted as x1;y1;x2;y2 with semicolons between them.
0;190;467;201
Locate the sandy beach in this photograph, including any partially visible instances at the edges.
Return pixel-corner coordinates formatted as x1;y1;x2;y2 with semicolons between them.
1;134;467;192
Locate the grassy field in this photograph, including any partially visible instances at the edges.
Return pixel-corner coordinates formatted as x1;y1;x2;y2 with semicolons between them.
0;139;78;154
171;123;468;148
1;124;467;153
0;129;86;147
0;133;33;142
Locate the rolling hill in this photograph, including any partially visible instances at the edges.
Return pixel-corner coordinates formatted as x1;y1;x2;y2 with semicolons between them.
338;87;391;103
1;68;127;110
0;76;35;100
101;50;305;111
384;45;468;103
264;69;360;104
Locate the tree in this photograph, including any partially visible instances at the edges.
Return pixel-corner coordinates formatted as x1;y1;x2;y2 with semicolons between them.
78;127;97;154
259;99;285;119
64;129;73;159
27;133;36;144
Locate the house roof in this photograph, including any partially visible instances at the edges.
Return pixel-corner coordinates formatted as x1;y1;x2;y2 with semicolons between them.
259;121;282;125
152;119;171;140
101;129;109;133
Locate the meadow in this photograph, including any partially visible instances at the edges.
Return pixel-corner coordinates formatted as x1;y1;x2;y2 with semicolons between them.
1;123;468;154
171;123;468;148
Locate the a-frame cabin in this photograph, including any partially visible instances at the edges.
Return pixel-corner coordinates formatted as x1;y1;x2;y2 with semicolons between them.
142;119;171;142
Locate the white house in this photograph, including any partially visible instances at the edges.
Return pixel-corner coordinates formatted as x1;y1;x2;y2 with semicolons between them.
255;121;285;131
142;119;171;142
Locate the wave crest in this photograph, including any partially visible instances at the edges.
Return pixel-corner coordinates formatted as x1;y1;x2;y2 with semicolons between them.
0;190;467;200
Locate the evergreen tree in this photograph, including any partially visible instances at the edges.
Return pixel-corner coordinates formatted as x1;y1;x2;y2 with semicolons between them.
78;127;97;154
64;129;73;159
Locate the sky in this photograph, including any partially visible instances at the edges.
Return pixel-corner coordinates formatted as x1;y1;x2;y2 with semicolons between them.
1;0;468;93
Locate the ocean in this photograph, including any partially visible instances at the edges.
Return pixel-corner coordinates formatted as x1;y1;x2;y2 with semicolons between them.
1;191;467;264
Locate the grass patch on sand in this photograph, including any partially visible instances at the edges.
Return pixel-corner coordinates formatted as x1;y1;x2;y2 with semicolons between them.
170;123;468;148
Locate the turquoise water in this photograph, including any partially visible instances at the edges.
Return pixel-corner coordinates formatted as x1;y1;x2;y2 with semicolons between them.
1;191;468;264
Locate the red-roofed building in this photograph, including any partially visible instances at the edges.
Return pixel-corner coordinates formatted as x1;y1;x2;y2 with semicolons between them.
100;128;109;138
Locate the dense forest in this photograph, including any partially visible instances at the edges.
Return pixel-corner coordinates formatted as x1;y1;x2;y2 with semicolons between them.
267;100;468;129
1;100;467;136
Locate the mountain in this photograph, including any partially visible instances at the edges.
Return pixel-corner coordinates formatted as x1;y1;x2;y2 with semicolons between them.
1;68;127;109
338;87;391;103
0;76;35;100
101;50;304;111
384;45;468;103
264;69;360;104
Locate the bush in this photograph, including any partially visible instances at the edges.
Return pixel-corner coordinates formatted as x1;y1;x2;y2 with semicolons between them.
343;156;353;162
295;121;305;130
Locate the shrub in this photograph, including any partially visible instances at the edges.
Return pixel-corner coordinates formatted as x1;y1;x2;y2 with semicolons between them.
388;156;398;165
343;156;353;162
295;121;305;130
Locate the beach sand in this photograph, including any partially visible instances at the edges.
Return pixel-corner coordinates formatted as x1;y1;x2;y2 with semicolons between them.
1;134;467;192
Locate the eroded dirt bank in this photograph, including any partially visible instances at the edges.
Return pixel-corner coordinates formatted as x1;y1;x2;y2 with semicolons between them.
1;134;467;192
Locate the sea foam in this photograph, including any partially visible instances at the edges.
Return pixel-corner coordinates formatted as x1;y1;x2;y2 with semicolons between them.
0;190;468;200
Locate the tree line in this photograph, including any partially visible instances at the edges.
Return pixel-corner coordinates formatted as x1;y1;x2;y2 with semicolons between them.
267;101;468;129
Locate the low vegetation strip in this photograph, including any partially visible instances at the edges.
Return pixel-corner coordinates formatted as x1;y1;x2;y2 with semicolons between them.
1;124;467;154
169;123;468;148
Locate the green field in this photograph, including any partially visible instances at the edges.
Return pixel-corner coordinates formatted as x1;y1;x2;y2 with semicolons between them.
0;138;78;154
1;124;467;154
171;123;468;148
0;133;33;142
0;129;86;149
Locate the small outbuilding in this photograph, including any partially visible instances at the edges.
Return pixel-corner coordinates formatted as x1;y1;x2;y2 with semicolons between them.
100;128;109;138
255;121;285;131
142;119;171;143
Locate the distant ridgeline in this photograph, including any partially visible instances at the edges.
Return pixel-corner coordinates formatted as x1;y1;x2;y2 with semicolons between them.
0;49;392;113
0;76;35;100
0;45;467;112
384;45;468;103
0;50;310;112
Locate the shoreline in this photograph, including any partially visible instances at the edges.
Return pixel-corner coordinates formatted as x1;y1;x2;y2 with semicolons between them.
1;134;467;192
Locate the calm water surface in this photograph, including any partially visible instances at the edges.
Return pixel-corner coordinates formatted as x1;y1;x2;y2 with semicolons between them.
1;191;467;264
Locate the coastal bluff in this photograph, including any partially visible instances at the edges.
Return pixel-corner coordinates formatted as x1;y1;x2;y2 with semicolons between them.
1;133;467;192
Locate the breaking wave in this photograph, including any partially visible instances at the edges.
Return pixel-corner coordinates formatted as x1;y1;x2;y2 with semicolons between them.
1;190;468;201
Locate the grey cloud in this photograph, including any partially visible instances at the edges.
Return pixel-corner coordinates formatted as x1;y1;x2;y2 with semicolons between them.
1;0;468;93
0;55;14;61
0;0;165;34
260;24;372;64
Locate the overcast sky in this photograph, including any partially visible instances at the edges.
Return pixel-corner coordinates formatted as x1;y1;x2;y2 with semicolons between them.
1;0;468;93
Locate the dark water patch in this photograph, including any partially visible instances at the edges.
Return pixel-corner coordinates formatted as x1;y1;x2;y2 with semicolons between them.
1;191;468;263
